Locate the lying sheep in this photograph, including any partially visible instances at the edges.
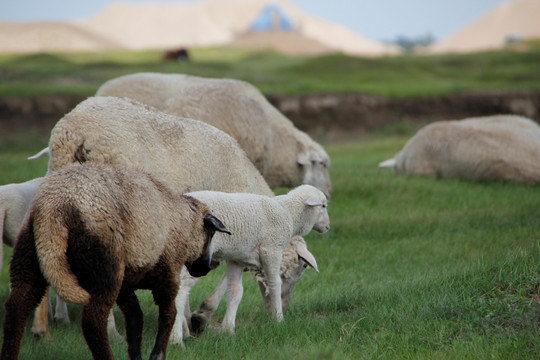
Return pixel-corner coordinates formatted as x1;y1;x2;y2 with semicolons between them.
379;115;540;183
1;163;230;360
178;185;329;333
95;72;332;197
45;96;319;344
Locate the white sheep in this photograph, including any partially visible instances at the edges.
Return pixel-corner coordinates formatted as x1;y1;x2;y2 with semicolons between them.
178;184;329;332
188;235;319;336
0;177;44;269
95;72;332;197
45;96;319;344
379;115;540;183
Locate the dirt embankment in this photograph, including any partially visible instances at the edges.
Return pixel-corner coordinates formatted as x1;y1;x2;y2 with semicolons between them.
1;91;539;141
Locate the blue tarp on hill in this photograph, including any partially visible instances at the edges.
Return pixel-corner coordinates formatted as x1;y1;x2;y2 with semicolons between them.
250;3;294;32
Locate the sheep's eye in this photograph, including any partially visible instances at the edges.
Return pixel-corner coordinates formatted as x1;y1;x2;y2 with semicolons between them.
322;204;327;208
302;263;308;269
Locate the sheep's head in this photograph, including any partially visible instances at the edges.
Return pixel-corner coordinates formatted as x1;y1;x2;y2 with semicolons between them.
185;214;231;277
297;144;332;198
304;192;330;234
254;237;318;312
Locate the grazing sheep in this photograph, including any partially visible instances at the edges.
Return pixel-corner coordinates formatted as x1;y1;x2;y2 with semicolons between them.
379;115;540;183
1;163;230;360
47;96;271;195
179;184;330;333
46;96;319;344
188;233;319;336
95;72;332;197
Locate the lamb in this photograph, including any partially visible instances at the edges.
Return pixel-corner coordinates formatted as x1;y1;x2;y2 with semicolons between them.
0;163;230;360
45;96;319;343
378;115;540;183
95;72;332;197
178;184;330;333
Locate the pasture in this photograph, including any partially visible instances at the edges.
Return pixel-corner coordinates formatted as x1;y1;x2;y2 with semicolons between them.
0;134;538;359
0;47;538;359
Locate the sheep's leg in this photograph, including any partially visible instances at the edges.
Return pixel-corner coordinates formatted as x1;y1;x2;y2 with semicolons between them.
221;262;244;333
30;288;51;339
150;274;179;360
107;309;124;341
81;294;116;360
117;289;144;360
1;232;48;360
170;266;199;345
191;272;228;335
259;248;284;321
54;294;70;324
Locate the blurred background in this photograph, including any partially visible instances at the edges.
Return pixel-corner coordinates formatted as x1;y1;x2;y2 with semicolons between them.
1;0;540;143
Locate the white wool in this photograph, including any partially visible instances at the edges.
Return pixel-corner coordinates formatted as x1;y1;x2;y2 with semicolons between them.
183;184;329;332
379;115;540;183
95;72;332;197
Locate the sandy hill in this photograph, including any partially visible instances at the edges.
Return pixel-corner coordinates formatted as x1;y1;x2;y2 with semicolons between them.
429;0;540;53
0;22;123;53
232;30;334;56
0;0;398;56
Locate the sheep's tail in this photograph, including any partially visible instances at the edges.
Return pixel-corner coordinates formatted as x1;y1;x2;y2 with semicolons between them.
34;215;91;305
28;147;50;160
378;158;396;168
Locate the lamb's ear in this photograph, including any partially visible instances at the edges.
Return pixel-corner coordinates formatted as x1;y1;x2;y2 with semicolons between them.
304;196;323;207
296;242;319;273
204;214;232;235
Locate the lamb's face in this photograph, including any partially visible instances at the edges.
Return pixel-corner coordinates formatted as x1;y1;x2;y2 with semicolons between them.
297;149;332;198
302;187;330;234
311;200;330;233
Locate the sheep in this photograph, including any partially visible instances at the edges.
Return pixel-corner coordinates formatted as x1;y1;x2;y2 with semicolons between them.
378;115;540;183
177;184;330;333
0;163;230;360
0;177;55;338
188;234;319;336
95;72;332;197
0;175;124;340
47;96;271;195
45;96;319;344
0;177;44;273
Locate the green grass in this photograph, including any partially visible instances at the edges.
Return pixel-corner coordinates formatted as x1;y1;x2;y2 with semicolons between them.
0;134;538;359
1;44;540;97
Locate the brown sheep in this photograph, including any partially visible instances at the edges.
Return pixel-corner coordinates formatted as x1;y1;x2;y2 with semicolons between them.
1;163;230;360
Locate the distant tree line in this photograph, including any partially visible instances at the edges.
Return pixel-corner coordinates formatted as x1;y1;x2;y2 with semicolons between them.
391;33;435;53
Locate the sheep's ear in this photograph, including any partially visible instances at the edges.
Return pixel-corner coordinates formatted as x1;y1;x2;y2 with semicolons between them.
304;196;323;207
204;214;232;235
296;242;319;273
297;152;310;166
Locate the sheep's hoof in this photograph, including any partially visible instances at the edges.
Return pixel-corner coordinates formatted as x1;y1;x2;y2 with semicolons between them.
108;329;124;341
190;312;209;335
32;330;51;342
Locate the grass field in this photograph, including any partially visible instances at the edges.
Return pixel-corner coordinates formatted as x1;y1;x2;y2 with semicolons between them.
1;44;540;98
0;134;538;360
